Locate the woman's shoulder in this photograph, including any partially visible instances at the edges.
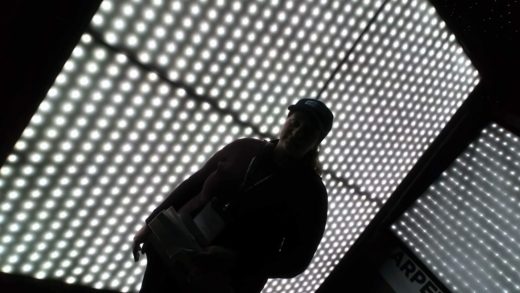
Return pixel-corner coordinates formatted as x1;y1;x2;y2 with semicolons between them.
223;137;269;151
310;174;328;204
214;137;270;161
309;175;328;203
289;173;328;218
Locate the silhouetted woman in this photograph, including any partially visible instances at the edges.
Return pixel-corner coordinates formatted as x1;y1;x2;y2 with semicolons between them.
133;98;333;293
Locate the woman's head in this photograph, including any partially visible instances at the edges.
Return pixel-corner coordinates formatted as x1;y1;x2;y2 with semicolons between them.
278;99;334;159
287;99;334;141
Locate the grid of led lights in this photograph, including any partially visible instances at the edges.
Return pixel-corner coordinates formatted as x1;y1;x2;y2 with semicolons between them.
0;0;478;292
393;123;520;292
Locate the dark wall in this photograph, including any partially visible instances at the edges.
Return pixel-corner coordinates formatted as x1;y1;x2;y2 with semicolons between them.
0;1;110;291
0;1;101;167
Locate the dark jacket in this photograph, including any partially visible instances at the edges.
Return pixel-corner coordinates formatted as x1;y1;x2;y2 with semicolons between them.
146;138;328;292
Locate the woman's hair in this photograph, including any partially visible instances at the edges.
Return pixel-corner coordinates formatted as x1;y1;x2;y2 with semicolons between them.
283;111;324;175
271;138;323;175
304;146;323;176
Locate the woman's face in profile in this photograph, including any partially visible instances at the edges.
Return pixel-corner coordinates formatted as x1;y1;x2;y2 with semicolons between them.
278;111;321;158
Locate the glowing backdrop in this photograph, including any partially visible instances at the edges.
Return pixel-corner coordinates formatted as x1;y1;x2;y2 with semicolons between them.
0;0;478;292
393;124;520;292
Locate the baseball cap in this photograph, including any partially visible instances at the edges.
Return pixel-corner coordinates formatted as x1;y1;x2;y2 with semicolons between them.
288;98;334;140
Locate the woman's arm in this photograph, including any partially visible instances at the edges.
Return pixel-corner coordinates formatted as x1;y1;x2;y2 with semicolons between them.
132;141;235;261
263;180;328;278
144;144;229;223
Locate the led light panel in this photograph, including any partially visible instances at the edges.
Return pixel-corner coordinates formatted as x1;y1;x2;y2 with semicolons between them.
393;123;520;292
91;0;387;136
0;0;478;292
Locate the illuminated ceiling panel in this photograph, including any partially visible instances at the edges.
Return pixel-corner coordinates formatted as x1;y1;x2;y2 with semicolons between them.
0;37;253;292
0;0;478;292
393;124;520;292
269;0;479;291
91;0;384;136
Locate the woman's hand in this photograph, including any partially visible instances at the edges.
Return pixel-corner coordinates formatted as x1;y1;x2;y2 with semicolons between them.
189;246;238;274
132;224;150;262
174;247;237;293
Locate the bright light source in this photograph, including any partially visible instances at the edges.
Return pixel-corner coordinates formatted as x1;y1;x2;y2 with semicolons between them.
0;0;478;292
393;124;520;292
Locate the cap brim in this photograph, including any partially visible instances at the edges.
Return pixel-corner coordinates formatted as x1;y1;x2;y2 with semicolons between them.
288;104;326;134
